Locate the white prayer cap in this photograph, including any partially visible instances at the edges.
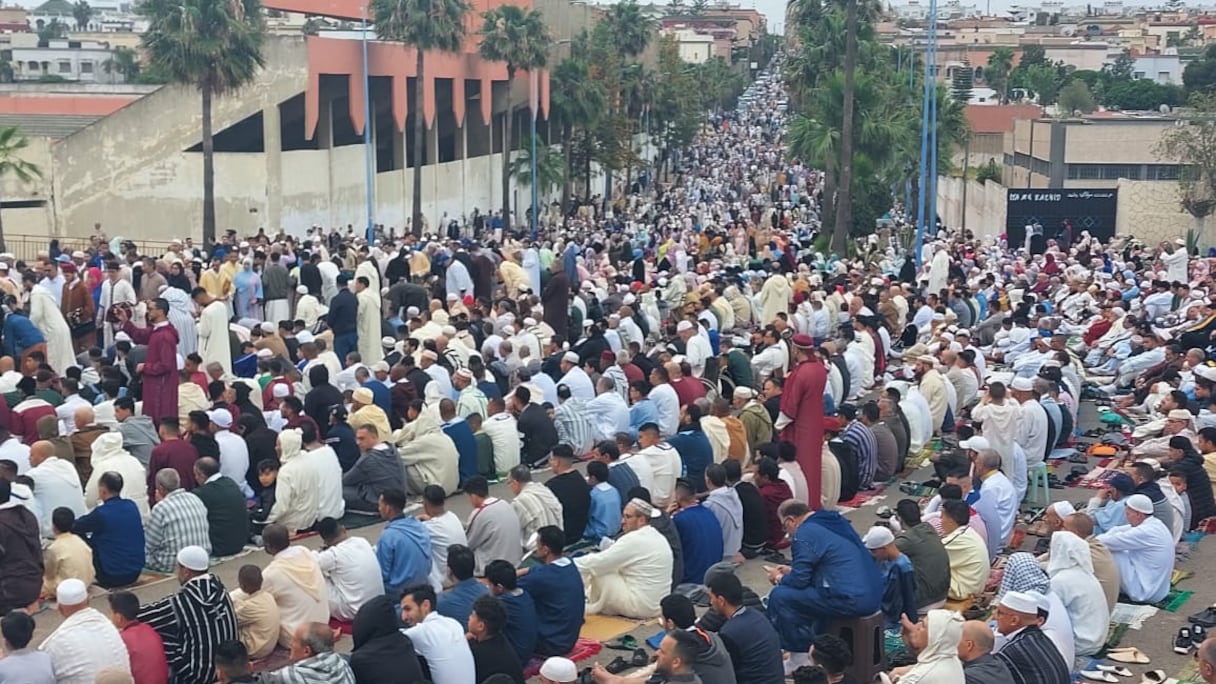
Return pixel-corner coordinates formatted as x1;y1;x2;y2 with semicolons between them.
421;350;438;361
454;368;473;380
441;325;457;336
381;336;396;348
583;319;594;327
1010;377;1035;392
260;322;275;333
523;317;537;326
446;293;459;301
733;386;755;400
115;332;132;343
406;306;420;317
677;320;695;332
380;287;390;296
1050;501;1075;517
256;349;273;359
539;657;578;683
998;590;1041;615
56;578;88;605
352;387;374;405
658;277;669;286
296;285;309;295
1125;493;1154;515
581;280;593;290
272;383;290;399
959;436;990;451
297;331;314;343
915;355;936;365
239;241;250;248
956;329;971;338
623;294;636;305
207;408;232;428
562;351;580;364
862;526;895;549
176;545;211;572
1195;365;1216;381
372;361;390;373
503;325;516;336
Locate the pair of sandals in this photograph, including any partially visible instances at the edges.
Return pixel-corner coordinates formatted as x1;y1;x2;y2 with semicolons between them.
1080;664;1168;683
603;648;649;674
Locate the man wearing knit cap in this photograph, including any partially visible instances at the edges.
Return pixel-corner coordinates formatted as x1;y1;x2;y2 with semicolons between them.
775;333;828;509
1096;492;1175;604
39;578;132;683
992;590;1070;684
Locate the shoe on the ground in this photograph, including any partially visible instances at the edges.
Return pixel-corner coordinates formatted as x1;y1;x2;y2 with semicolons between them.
1174;626;1193;655
1189;605;1216;628
1193;624;1208;646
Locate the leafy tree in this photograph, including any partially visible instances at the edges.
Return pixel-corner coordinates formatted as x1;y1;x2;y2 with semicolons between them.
1104;49;1135;81
550;53;605;215
72;0;92;30
478;4;550;228
986;46;1014;103
1103;78;1185;110
975;158;1002;184
37;18;66;43
1023;63;1062;105
1184;44;1216;95
951;64;973;103
1156;92;1216;244
103;46;140;81
0;126;41;251
690;0;708;14
1019;44;1048;69
373;0;470;236
509;135;563;198
1058;78;1096;114
141;0;264;246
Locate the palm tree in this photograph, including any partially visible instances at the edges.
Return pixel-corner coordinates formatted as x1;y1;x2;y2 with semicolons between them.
0;126;41;252
38;18;66;43
72;0;92;31
373;0;470;236
509;134;563;196
832;0;859;254
550;55;604;215
478;4;549;229
141;0;265;246
604;0;653;59
103;46;140;82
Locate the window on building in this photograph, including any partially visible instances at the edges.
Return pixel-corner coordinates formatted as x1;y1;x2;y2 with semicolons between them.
26;61;38;71
57;60;71;74
1159;71;1171;82
80;61;93;73
1133;71;1145;79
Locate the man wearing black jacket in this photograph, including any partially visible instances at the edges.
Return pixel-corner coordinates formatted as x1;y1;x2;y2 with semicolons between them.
512;387;557;468
328;274;358;364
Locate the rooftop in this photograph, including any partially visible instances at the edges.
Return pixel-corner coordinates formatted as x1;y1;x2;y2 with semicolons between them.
966;103;1043;133
0;112;101;137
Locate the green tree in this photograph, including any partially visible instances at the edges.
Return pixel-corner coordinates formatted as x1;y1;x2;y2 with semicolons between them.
141;0;265;246
690;0;709;14
832;0;860;254
975;158;1002;184
478;4;549;227
1024;63;1062;104
373;0;470;236
37;18;66;43
951;63;973;103
0;126;42;252
986;46;1014;103
1103;78;1185;110
72;0;92;30
509;134;563;197
550;53;605;215
1104;49;1135;81
103;46;141;82
1156;92;1216;244
1058;78;1096;114
1019;44;1047;69
1184;44;1216;95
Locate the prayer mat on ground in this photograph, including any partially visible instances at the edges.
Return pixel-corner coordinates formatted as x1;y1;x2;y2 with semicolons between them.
1173;569;1195;586
884;628;913;668
211;545;257;565
1156;589;1194;613
250;646;292;674
580;614;651;643
1173;659;1203;684
1101;622;1129;654
328;616;354;635
522;638;603;679
838;486;886;509
1198;518;1216;535
291;508;408;540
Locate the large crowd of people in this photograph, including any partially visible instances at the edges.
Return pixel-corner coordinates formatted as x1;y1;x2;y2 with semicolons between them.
1;51;1216;684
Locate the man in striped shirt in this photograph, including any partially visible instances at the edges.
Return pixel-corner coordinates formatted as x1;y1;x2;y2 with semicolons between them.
144;469;212;573
553;385;594;456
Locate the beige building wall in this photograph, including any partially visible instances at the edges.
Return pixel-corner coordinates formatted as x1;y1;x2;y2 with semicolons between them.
1061;120;1172;164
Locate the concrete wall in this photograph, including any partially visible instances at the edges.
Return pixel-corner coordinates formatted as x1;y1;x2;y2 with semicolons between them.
936;174;1194;245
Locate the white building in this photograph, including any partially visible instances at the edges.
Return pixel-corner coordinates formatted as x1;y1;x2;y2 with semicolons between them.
28;0;145;33
664;27;714;63
1131;53;1182;84
10;34;125;83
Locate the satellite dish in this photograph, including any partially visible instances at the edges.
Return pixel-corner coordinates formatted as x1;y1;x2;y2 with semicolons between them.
1161;103;1172;113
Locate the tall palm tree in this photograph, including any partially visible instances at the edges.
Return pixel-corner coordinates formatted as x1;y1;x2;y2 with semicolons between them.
604;0;653;60
0;126;41;252
72;1;92;31
141;0;265;247
550;55;604;216
478;4;549;228
103;46;140;82
987;46;1014;104
373;0;470;236
832;0;858;254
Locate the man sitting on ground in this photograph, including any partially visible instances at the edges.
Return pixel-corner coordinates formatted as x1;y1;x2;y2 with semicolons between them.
316;516;383;622
144;468;211;573
992;591;1070;684
893;499;950;611
400;584;477;682
267;622;356;683
485;559;538;663
229;564;279;660
436;544;489;630
39;578;131;682
107;591;169;684
1096;493;1174;604
375;488;431;603
940;499;990;600
467;595;526;684
260;523;329;648
518;525;586;657
576;498;674;619
707;571;784;684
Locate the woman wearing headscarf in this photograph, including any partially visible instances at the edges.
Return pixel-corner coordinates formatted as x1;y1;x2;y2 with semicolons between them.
349;595;425;684
160;285;198;357
166;261;192;293
895;609;965;684
1046;531;1109;657
996;552;1074;668
232;259;263;320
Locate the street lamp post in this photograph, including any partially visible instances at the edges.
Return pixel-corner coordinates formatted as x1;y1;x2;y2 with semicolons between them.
530;69;539;240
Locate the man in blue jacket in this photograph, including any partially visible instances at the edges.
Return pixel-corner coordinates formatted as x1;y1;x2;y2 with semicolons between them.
518;525;585;657
765;499;883;672
375;488;431;603
74;471;145;587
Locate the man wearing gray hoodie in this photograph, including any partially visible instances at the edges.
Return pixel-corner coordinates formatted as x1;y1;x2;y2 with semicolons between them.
114;397;159;469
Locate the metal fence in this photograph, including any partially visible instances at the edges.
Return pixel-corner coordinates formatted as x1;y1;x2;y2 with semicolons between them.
0;234;182;264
